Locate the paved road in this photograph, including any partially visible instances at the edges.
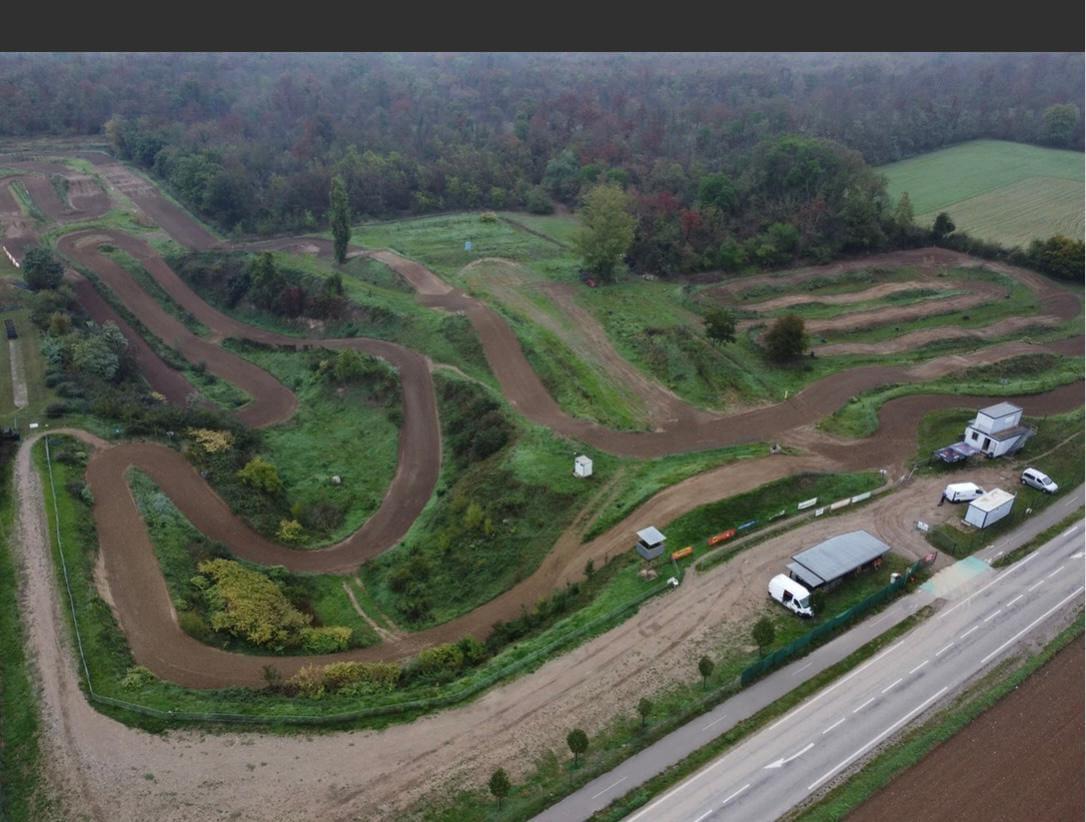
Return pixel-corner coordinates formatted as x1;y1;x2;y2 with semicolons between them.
537;488;1084;822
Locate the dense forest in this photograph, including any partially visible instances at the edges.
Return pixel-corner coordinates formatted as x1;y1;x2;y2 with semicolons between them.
1;52;1082;272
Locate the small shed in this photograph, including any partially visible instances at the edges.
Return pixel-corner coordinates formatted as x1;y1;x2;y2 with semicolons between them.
635;526;667;561
573;454;593;478
965;488;1015;529
786;530;890;590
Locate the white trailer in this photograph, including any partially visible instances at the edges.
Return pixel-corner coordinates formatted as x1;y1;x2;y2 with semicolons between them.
964;488;1015;529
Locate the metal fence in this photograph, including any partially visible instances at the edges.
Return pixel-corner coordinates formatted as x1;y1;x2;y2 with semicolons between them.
43;436;677;725
740;557;925;686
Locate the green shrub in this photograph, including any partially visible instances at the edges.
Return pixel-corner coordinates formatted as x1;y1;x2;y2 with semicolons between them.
178;610;212;642
417;642;465;676
120;665;156;690
197;559;311;649
300;626;353;654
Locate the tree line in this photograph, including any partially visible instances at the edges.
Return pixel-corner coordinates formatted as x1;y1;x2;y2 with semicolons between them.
1;53;1078;239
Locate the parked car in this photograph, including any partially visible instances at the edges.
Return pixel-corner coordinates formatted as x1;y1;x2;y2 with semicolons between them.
944;482;985;503
1021;467;1058;494
768;574;813;618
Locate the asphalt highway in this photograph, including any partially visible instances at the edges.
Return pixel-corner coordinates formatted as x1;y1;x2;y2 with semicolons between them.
537;489;1084;822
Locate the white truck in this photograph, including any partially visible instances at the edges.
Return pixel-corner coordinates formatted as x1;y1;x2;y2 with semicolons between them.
768;574;814;618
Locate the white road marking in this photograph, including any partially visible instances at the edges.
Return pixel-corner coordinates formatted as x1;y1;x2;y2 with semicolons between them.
938;551;1042;620
764;741;816;769
793;661;814;676
979;587;1085;666
720;783;751;807
909;660;929;675
936;642;955;657
1007;594;1024;607
1028;580;1045;592
960;624;980;639
821;717;846;735
869;613;892;628
1047;566;1065;578
983;608;1002;623
702;713;729;731
590;776;627;800
693;810;713;822
764;640;906;733
853;697;876;713
1062;525;1078;536
808;687;949;792
882;678;903;694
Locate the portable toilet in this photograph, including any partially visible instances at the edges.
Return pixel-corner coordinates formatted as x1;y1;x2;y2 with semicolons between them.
965;488;1015;529
574;455;593;478
635;526;666;560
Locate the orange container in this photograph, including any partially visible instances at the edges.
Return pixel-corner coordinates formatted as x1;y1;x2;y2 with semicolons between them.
707;528;736;546
671;546;694;561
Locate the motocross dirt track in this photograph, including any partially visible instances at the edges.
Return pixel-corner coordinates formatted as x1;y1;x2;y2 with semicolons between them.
4;157;1084;820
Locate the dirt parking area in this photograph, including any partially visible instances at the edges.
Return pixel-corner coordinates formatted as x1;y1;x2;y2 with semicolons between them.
849;637;1085;822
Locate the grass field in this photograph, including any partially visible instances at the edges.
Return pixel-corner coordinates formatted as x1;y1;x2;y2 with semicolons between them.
880;140;1085;245
218;340;401;548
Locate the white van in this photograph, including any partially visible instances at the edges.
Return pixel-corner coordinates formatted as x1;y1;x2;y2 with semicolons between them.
1021;468;1058;494
768;574;814;618
944;482;985;503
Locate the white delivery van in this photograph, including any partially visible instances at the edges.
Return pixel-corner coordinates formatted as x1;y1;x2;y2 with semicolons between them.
768;574;814;618
944;482;985;503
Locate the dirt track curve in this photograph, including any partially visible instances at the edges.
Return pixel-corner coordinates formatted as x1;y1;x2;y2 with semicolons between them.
4;156;1084;690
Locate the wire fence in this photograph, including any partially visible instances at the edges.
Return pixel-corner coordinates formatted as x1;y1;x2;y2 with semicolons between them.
740;557;927;687
43;434;677;725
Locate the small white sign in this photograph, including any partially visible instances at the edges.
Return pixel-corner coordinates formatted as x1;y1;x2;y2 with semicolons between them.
28;422;39;430
797;497;818;511
916;520;929;532
814;506;826;517
851;491;872;504
829;498;851;511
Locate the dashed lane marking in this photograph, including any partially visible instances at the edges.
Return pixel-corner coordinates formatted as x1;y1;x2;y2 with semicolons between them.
1028;580;1045;592
983;608;1002;623
909;660;929;675
590;776;627;800
1007;594;1024;607
853;697;876;714
720;783;751;808
961;624;980;639
936;642;955;657
807;687;949;793
979;587;1085;666
702;714;729;732
1047;566;1065;578
882;678;903;694
822;717;846;735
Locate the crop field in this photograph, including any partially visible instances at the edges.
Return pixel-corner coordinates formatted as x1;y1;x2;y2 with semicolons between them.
881;140;1085;245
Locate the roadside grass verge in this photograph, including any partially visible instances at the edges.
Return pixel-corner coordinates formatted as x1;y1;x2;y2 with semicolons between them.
992;509;1085;568
790;610;1085;821
34;433;683;730
128;469;379;651
412;602;935;822
819;353;1084;439
216;340;400;548
0;440;55;821
926;409;1084;558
